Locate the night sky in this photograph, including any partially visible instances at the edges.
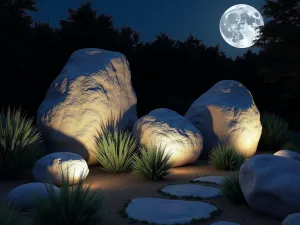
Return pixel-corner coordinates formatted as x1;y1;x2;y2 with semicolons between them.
30;0;265;58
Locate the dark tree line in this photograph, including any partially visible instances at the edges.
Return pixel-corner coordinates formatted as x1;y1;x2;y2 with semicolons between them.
1;0;300;128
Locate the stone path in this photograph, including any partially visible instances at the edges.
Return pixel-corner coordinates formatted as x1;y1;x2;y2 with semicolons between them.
124;175;242;225
211;221;240;225
192;175;226;185
125;197;218;225
160;184;221;199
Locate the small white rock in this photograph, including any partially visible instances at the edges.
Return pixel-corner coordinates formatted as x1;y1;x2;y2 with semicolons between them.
32;152;89;185
274;150;300;161
5;182;60;209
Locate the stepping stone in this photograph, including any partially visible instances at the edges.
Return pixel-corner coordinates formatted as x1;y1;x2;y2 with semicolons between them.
211;222;240;225
192;176;225;185
126;197;218;225
161;184;221;199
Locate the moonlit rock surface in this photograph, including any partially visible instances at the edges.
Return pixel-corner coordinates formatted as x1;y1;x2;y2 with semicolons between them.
239;154;300;219
32;152;89;185
219;4;264;48
282;213;300;225
5;182;60;209
185;80;262;157
274;150;300;161
37;48;137;165
161;184;221;199
192;176;225;185
125;197;217;225
132;108;203;167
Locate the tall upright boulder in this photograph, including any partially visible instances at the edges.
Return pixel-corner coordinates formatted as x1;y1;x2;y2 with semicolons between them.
37;48;138;165
185;80;262;157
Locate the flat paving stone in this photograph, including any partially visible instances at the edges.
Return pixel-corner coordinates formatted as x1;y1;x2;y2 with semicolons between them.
161;184;221;199
126;197;218;225
192;176;226;185
211;221;240;225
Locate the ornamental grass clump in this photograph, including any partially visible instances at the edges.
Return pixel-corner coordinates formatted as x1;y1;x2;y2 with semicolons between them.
0;107;43;179
131;145;174;181
93;119;137;173
208;142;246;171
0;203;25;225
259;112;290;151
220;172;247;204
34;172;104;225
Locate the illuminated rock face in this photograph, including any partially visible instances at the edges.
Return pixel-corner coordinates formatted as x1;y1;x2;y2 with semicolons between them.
185;80;262;157
37;48;137;165
132;108;203;167
239;154;300;219
32;152;89;185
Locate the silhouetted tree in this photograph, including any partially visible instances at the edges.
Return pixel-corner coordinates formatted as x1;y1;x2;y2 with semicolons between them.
254;0;300;127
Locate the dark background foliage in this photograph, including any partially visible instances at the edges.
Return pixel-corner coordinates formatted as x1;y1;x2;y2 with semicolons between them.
1;0;299;129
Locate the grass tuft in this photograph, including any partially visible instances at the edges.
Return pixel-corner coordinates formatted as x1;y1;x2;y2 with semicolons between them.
0;203;25;225
0;107;44;179
258;112;290;151
220;172;246;204
92;120;137;173
33;172;104;225
208;142;246;171
131;145;173;181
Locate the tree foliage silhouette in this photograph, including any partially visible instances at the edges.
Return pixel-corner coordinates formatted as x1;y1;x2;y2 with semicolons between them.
1;1;300;128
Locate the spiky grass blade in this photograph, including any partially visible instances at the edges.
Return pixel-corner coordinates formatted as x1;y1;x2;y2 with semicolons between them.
92;123;137;173
220;172;246;204
259;112;290;151
34;172;104;225
208;142;246;171
132;145;174;181
0;107;43;179
0;203;25;225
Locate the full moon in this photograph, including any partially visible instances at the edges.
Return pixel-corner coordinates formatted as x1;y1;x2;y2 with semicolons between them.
219;4;264;48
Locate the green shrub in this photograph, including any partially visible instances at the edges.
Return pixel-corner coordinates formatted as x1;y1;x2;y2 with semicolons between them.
0;203;25;225
131;145;174;181
93;123;137;173
0;108;43;179
220;172;246;204
34;173;104;225
208;142;246;171
259;112;290;151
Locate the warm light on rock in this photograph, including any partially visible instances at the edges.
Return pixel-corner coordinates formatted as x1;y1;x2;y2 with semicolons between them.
132;108;203;167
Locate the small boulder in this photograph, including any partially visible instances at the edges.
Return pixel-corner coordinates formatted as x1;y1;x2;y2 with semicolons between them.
274;150;300;161
132;108;203;167
239;154;300;219
5;182;60;209
185;80;262;157
37;48;138;165
282;213;300;225
32;152;89;185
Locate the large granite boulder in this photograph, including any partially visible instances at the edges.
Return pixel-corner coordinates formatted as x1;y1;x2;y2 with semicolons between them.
132;108;203;167
5;182;60;209
239;154;300;219
185;80;262;157
37;48;138;165
32;152;89;185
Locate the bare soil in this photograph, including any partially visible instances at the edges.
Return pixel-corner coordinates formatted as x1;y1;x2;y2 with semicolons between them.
0;158;281;225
